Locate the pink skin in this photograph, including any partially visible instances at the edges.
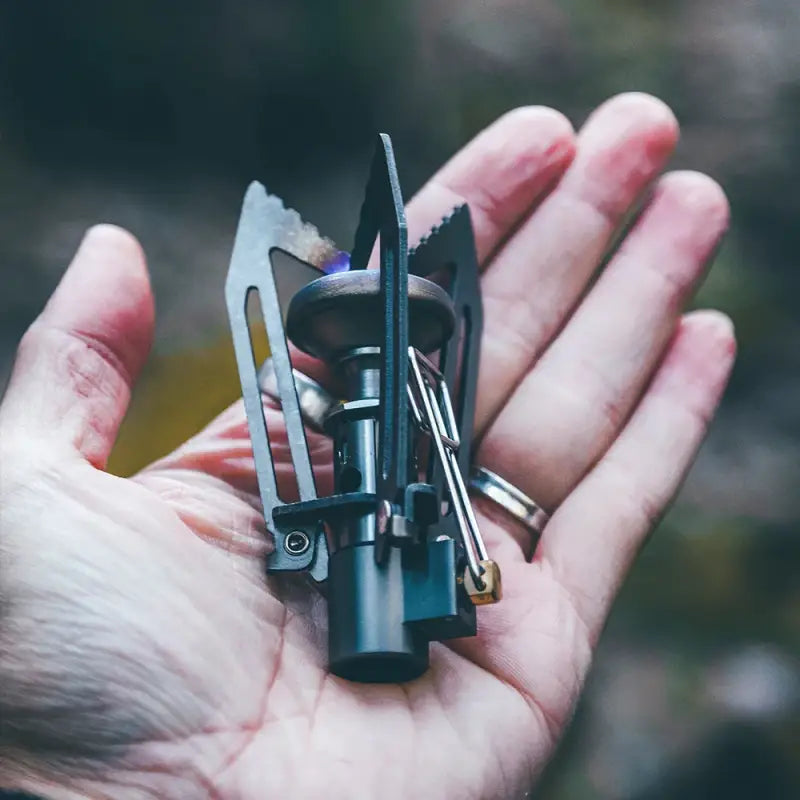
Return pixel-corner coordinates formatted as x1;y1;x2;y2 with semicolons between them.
0;93;735;800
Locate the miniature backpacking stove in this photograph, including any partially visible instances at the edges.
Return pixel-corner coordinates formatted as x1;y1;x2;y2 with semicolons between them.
225;134;500;683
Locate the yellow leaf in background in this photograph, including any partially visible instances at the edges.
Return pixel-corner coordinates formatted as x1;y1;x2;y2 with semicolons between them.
108;325;269;477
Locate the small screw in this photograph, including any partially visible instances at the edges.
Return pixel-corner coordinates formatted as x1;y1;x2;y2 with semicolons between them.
285;530;310;556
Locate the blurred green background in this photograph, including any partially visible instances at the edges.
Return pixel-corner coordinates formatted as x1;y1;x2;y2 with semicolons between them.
0;2;797;798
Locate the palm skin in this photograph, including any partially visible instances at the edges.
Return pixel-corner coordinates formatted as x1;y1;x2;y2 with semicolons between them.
0;94;735;800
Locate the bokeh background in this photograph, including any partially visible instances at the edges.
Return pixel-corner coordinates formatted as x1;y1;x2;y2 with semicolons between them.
0;2;797;798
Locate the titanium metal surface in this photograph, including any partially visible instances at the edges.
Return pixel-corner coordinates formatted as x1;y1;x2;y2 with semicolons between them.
408;347;487;587
469;466;550;541
257;357;335;432
409;204;483;485
224;184;329;579
349;135;409;506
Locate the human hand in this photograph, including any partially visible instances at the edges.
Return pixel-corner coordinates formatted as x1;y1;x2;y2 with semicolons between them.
0;93;735;800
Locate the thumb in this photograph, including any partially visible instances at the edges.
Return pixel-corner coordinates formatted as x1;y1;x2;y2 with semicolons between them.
0;224;155;468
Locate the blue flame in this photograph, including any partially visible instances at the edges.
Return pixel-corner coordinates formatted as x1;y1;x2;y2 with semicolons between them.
322;250;351;274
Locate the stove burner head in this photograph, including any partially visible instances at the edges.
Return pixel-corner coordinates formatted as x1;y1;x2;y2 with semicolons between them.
224;134;499;683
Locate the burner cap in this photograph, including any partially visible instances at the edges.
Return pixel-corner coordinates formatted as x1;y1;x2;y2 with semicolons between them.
286;270;455;361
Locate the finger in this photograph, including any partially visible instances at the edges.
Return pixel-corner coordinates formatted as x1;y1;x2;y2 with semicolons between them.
476;92;680;433
450;313;734;737
136;396;336;555
0;225;154;468
540;310;736;637
140;398;334;501
410;106;576;261
481;171;729;511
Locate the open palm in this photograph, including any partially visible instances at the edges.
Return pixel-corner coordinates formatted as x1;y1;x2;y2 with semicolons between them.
0;94;735;800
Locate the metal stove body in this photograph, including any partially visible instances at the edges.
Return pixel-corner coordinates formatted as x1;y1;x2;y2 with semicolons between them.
225;134;500;683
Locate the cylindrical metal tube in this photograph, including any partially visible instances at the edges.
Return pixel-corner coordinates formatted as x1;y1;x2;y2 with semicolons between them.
326;347;428;682
341;347;381;399
333;415;377;548
331;349;381;549
328;543;428;682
